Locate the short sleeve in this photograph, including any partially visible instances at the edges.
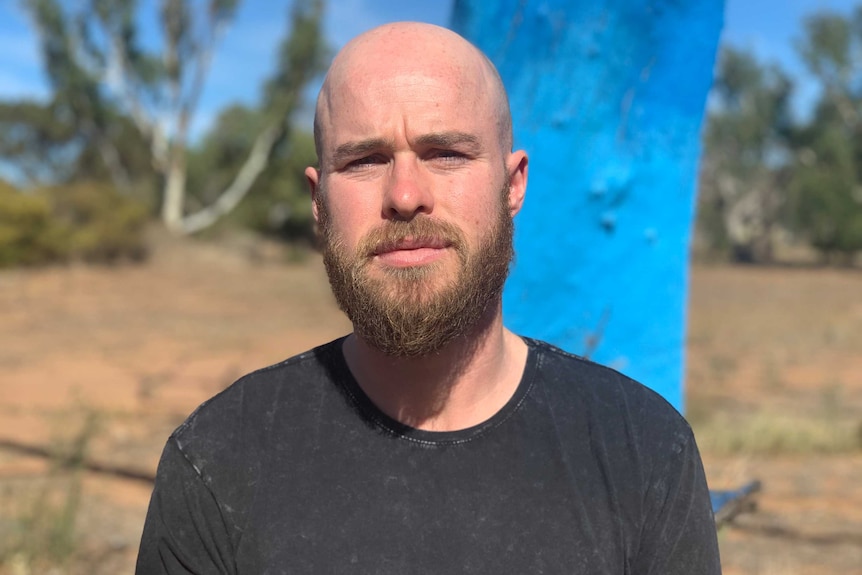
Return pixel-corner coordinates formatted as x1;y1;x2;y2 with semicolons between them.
632;427;721;574
135;437;237;575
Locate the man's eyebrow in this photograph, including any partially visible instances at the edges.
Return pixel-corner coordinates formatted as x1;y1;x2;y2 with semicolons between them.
330;132;481;166
331;138;393;165
414;131;481;151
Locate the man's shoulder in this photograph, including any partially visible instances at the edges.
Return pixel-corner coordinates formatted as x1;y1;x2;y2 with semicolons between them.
523;337;700;493
524;337;688;432
170;336;347;450
526;336;651;392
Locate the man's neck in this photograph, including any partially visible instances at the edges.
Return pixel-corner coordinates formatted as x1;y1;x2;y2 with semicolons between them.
341;306;528;432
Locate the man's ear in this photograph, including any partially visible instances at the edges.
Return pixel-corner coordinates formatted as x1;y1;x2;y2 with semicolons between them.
305;166;321;222
505;150;528;217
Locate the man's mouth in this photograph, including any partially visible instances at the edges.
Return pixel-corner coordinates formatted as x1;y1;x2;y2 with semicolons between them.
372;236;452;267
373;236;450;254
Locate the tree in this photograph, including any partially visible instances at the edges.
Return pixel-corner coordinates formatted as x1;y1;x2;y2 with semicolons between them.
788;8;862;262
698;47;794;263
0;97;154;195
789;124;862;261
23;0;327;234
0;99;79;186
186;104;318;242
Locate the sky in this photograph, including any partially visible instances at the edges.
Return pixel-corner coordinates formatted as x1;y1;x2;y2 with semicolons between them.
0;0;858;138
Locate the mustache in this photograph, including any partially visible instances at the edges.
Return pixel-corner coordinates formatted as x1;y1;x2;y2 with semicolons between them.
357;217;466;258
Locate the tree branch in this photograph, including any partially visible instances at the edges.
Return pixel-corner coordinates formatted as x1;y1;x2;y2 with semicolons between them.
180;122;286;234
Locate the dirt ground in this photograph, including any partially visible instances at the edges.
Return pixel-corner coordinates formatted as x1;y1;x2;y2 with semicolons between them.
688;265;862;574
0;235;860;574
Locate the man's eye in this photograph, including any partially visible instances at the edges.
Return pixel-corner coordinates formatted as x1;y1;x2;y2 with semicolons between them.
346;155;385;169
430;150;468;163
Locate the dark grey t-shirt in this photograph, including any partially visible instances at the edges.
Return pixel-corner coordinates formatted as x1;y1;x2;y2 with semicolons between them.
136;337;720;574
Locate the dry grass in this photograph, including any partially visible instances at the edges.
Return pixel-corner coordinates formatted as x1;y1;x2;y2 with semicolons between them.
687;264;862;575
692;410;862;455
0;409;99;574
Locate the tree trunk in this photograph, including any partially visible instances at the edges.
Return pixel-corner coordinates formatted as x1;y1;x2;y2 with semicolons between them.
179;123;285;235
161;154;187;233
453;0;723;412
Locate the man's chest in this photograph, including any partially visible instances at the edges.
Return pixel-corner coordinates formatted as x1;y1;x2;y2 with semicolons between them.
231;439;629;574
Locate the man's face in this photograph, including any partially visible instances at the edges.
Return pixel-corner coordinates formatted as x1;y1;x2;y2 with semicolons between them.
307;52;526;356
316;175;513;357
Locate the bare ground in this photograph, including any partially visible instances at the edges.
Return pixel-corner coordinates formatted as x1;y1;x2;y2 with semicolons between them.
688;265;862;574
0;236;860;574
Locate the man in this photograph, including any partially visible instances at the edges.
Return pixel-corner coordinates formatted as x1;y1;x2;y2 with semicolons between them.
136;22;721;574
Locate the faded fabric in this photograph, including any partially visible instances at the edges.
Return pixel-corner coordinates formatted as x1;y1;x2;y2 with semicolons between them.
136;337;720;574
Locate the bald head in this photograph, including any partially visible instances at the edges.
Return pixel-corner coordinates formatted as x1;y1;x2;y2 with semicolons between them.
312;22;512;166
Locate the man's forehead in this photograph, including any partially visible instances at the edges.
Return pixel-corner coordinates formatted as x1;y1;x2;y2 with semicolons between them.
321;23;493;107
328;70;476;112
313;22;512;160
330;48;485;97
321;68;493;133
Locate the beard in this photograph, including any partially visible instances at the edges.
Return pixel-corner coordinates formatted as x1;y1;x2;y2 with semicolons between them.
317;180;514;358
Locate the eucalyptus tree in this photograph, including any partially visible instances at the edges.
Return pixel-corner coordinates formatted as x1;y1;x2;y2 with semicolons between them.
699;47;794;262
24;0;327;234
789;8;862;262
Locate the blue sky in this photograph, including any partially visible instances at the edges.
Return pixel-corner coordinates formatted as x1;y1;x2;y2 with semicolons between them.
0;0;857;137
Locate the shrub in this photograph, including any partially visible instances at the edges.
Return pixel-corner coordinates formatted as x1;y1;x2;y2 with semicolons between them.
0;181;150;267
0;181;65;266
46;182;150;263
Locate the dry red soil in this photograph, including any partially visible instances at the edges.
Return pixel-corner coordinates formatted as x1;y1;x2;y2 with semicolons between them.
0;237;860;574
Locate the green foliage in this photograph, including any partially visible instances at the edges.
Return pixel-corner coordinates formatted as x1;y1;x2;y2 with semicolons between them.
17;0;327;234
186;105;268;210
0;181;149;267
788;127;862;260
698;47;792;262
699;7;862;264
0;181;64;266
263;0;329;118
786;7;862;261
233;131;318;243
0;97;156;196
187;106;317;241
0;99;77;184
47;182;151;262
70;112;156;191
709;46;791;160
798;11;855;89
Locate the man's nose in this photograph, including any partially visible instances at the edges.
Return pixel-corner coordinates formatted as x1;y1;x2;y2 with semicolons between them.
383;157;434;220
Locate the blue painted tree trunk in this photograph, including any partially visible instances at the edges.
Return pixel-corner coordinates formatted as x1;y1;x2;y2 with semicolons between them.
451;0;723;411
